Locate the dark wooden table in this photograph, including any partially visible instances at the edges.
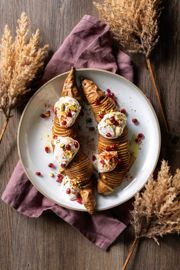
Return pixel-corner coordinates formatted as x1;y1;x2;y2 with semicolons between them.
0;1;179;270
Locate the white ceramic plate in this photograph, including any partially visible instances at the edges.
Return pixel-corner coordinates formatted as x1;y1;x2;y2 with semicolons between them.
18;69;161;212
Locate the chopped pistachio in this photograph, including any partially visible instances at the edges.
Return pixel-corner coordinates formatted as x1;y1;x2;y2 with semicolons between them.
69;105;77;111
61;103;65;111
59;167;64;173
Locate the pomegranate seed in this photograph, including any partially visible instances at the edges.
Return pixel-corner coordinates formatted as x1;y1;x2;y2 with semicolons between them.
120;109;127;115
135;138;142;144
106;133;112;137
74;141;79;148
138;133;145;139
67;111;72;117
95;98;100;105
106;146;111;151
44;146;50;153
61;120;67;126
135;133;144;144
110;116;115;121
100;160;105;165
112;120;119;126
132;118;139;125
61;163;66;168
48;163;55;168
66;144;71;150
92;155;96;161
106;144;118;151
99;113;104;119
77;197;82;204
106;89;111;94
107;90;115;98
56;178;62;183
66;188;71;194
53;135;57;139
89;127;95;131
56;174;63;183
57;174;63;181
106;92;111;97
35;171;42;176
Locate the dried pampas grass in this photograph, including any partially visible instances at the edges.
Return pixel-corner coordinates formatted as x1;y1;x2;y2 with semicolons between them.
94;0;162;57
132;160;180;241
94;0;169;131
0;12;48;143
122;160;180;270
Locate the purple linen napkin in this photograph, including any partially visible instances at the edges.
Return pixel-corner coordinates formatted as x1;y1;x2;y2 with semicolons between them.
1;15;133;250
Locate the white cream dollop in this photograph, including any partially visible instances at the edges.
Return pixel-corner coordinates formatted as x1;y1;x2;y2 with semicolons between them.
54;136;80;169
62;176;79;200
93;151;118;173
98;112;126;139
54;96;81;127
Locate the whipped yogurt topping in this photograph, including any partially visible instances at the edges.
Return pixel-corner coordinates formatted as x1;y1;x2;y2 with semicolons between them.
93;151;118;173
98;112;126;139
54;96;81;127
54;136;80;169
62;176;79;200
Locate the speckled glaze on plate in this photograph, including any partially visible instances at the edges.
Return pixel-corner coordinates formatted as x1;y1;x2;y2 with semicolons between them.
17;69;161;212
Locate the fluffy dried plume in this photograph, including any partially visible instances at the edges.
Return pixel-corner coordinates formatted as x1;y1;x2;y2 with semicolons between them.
131;160;180;244
94;0;162;57
0;12;48;117
94;0;169;132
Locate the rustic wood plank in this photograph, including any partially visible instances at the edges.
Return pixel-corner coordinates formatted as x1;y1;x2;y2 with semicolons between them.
0;1;179;270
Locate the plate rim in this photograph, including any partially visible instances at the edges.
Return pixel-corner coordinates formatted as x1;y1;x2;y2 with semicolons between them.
17;68;161;212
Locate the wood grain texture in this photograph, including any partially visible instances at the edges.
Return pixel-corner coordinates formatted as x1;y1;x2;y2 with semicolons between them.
0;1;179;270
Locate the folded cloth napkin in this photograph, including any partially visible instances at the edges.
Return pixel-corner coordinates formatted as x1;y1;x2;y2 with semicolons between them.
1;15;133;250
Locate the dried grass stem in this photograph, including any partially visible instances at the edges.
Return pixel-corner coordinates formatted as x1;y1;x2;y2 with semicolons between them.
146;58;169;131
122;238;138;270
0;110;11;143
